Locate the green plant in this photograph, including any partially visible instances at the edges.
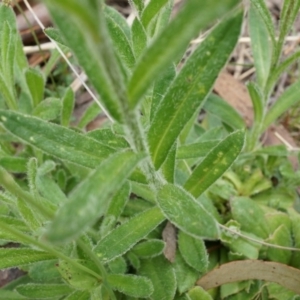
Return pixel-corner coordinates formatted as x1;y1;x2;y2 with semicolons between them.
0;0;300;299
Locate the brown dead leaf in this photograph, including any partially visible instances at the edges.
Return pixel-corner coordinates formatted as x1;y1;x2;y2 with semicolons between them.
197;260;300;294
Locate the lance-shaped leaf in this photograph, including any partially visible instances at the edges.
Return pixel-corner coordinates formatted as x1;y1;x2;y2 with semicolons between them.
16;284;73;299
147;12;242;169
46;151;144;243
0;248;55;269
141;0;169;29
107;274;153;298
0;110;115;168
128;0;240;108
139;256;176;300
263;81;300;131
249;4;272;90
184;130;244;198
157;184;219;239
94;207;165;262
44;0;127;122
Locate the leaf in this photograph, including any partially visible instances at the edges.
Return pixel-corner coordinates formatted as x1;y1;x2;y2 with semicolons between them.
147;12;242;169
87;128;129;150
230;196;270;239
247;82;264;124
131;17;148;59
46;151;144;243
44;1;126;123
197;260;300;295
204;94;245;130
184;130;244;198
29;260;61;283
174;252;199;294
100;182;131;235
25;68;44;108
141;0;169;28
0;157;27;173
107;274;153;298
94;207;165;263
266;225;292;264
249;0;276;46
129;0;144;15
188;286;213;300
33;97;61;121
263;80;300;131
162;141;176;183
16;284;73;298
57;260;98;290
0;110;115;168
139;256;176;300
249;3;272;89
150;64;176;121
0;248;55;269
128;0;240;108
64;290;91;300
61;87;75;127
105;9;135;70
157;184;219;239
132;239;165;258
77;102;101;129
178;230;208;273
177;140;220;160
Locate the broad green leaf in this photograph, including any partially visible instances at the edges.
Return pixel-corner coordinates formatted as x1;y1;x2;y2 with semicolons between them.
230;197;270;239
0;110;115;168
150;64;176;121
61;87;75;127
64;290;91;300
177;140;220;160
250;0;276;46
128;0;240;108
184;130;244;198
188;286;213;300
0;248;55;269
249;4;272;89
157;184;219;239
25;68;44;108
108;256;127;274
263;81;300;131
147;12;242;169
0;290;26;300
101;182;131;235
141;0;169;28
131;17;148;59
16;284;73;298
178;231;208;273
204;94;245;130
174;252;199;294
132;239;165;258
33;97;61;121
46;151;144;243
77;102;101;129
107;274;153;298
267;283;300;300
266;224;292;264
57;260;98;290
87;128;129;150
36;175;68;205
44;1;126;123
221;220;261;259
94;207;165;263
0;156;27;173
29;260;61;283
139;256;176;300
